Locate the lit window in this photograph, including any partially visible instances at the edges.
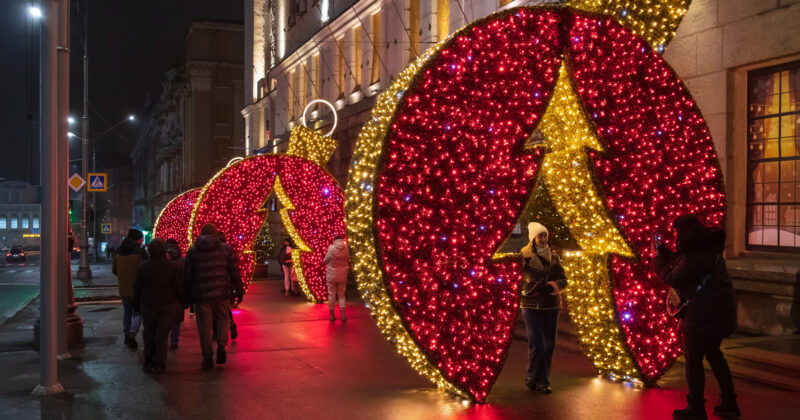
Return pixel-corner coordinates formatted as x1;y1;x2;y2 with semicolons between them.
409;0;420;59
437;0;449;42
337;38;345;98
11;216;18;229
22;216;29;229
0;216;6;229
33;217;39;229
371;12;382;84
352;25;362;91
747;61;800;250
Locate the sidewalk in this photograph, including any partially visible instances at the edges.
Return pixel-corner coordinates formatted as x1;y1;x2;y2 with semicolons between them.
0;279;798;419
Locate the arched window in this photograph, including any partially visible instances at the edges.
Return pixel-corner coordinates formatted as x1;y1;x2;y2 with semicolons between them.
21;214;29;229
10;214;18;229
0;214;6;229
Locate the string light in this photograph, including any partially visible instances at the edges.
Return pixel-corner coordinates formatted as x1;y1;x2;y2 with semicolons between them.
188;152;345;298
346;6;725;401
566;0;691;50
153;188;202;254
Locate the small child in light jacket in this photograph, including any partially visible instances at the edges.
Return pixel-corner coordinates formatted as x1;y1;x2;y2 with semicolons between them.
323;235;350;321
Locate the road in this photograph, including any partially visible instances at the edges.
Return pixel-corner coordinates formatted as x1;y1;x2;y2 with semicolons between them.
0;255;40;326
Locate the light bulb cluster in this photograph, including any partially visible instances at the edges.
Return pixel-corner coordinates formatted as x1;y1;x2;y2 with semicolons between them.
346;6;725;401
189;154;345;298
533;64;641;380
153;188;202;254
566;0;691;51
566;11;725;380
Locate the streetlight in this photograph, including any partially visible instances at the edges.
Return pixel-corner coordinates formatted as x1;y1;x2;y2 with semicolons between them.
28;5;42;19
68;116;76;125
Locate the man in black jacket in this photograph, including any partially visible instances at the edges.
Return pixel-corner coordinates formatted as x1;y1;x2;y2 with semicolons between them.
134;238;184;373
653;214;739;420
185;223;243;370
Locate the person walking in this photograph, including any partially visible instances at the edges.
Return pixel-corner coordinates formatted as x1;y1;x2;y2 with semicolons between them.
323;235;350;321
652;214;739;420
113;228;148;350
278;238;295;296
134;239;185;374
165;238;185;350
519;222;568;394
185;223;243;370
214;231;238;341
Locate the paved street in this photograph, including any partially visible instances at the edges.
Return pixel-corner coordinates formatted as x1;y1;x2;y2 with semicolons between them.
0;279;796;419
0;258;117;327
0;255;40;326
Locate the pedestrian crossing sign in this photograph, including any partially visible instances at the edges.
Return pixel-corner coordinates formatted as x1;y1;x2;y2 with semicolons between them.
87;173;108;192
101;223;112;234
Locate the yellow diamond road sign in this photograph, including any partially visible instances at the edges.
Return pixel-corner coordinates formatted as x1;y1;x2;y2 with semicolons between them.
69;173;86;192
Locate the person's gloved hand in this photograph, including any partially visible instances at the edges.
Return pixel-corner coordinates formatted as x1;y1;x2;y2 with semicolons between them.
535;282;555;295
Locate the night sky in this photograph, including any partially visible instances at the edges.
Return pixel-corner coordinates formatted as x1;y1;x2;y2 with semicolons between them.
0;0;243;184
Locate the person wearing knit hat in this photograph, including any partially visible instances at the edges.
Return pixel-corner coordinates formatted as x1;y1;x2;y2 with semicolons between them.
519;221;568;394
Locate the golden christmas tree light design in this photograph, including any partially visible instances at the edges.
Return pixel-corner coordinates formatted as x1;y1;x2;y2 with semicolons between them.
531;63;641;380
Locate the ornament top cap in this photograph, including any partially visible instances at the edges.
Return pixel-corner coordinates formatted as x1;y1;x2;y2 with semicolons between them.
565;0;692;49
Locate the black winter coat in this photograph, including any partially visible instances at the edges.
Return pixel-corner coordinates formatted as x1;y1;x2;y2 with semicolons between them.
133;256;185;311
185;234;243;304
652;247;737;337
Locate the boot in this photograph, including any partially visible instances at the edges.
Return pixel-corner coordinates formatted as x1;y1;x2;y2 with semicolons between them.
329;309;336;322
230;323;238;340
216;345;227;364
340;308;347;322
673;396;707;420
713;395;741;419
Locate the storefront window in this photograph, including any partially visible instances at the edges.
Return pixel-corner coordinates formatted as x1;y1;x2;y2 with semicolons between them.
747;61;800;250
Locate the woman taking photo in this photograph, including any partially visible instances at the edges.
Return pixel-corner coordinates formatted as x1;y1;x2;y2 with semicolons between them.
652;214;739;420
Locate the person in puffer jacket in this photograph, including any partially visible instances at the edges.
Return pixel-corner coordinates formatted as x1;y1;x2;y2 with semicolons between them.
184;223;243;370
134;238;185;374
519;222;568;395
323;235;349;322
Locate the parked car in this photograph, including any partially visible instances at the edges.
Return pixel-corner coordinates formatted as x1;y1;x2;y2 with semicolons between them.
71;247;80;260
6;246;26;262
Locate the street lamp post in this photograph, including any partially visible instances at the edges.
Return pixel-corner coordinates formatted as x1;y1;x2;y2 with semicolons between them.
77;0;90;280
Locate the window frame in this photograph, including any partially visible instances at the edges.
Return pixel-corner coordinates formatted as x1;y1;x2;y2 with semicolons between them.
745;60;800;252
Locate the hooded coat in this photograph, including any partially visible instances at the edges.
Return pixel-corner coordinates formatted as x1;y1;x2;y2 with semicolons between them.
113;237;149;297
184;234;243;304
652;227;737;336
323;238;349;284
133;252;185;310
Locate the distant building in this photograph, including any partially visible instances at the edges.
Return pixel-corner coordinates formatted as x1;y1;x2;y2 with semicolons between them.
0;181;41;250
132;20;245;235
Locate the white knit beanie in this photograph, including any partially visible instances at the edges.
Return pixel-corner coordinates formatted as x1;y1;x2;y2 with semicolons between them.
528;222;548;242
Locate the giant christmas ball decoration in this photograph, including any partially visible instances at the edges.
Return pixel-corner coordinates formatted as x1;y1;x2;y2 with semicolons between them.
346;6;724;402
189;154;345;300
154;188;202;254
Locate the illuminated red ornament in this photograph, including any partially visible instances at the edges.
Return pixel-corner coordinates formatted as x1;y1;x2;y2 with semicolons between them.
154;188;202;254
189;154;345;300
347;6;724;402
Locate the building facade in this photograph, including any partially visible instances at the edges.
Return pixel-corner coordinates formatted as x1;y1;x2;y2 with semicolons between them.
133;21;245;235
0;181;41;250
244;0;800;334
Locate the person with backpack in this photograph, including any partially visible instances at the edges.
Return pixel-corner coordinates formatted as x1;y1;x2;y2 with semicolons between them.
113;228;149;350
652;214;739;420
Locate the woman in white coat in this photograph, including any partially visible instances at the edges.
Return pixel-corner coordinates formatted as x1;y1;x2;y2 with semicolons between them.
323;235;350;321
